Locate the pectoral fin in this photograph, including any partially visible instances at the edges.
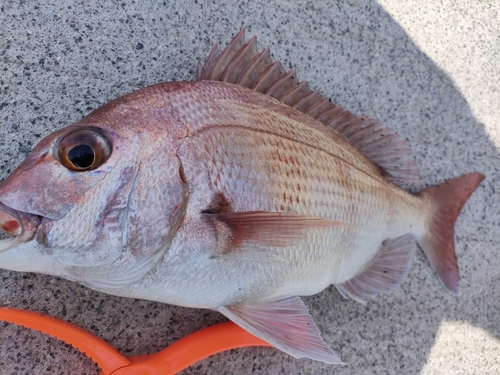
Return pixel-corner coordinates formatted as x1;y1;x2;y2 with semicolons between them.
203;211;349;259
336;234;416;303
219;296;342;364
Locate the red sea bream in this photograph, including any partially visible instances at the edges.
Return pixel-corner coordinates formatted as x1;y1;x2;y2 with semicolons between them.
0;30;484;363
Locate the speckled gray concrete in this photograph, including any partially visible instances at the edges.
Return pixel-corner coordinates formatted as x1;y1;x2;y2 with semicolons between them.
0;1;499;374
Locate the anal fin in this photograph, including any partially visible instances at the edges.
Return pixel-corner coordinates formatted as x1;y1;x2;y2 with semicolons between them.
219;296;342;364
336;234;416;303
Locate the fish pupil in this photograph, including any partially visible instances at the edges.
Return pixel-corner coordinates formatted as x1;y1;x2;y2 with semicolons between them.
68;144;95;168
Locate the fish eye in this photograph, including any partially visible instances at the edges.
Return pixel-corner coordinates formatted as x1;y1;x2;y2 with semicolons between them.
57;129;111;171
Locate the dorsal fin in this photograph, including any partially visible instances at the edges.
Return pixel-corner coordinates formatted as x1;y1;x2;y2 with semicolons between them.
197;29;419;182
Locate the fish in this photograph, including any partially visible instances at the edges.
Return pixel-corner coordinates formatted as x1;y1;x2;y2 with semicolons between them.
0;29;484;364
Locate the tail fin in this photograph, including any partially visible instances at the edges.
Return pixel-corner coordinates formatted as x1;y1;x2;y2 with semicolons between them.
417;172;484;295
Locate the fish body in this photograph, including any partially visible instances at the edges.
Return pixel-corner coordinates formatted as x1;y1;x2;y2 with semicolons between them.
0;30;484;363
117;81;421;304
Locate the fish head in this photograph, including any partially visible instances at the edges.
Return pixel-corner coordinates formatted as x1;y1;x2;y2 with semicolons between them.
0;84;188;287
0;122;142;277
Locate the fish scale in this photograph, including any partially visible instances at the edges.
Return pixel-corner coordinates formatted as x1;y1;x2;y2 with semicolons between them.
180;115;418;283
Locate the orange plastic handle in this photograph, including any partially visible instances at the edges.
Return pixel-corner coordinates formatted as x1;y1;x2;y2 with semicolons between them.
0;307;272;375
110;322;271;375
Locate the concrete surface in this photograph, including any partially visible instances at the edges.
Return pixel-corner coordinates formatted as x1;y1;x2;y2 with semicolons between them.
0;0;499;374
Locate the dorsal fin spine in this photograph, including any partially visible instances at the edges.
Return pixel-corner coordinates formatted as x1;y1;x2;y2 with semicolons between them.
264;69;297;99
328;113;357;131
293;89;322;112
306;98;332;118
210;28;247;81
197;43;220;80
220;36;258;83
280;81;309;106
316;106;344;124
236;48;272;87
251;61;282;91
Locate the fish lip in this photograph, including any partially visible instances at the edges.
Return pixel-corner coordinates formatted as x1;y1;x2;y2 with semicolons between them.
0;202;41;253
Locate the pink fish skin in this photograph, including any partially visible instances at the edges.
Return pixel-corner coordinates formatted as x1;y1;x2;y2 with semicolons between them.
0;30;484;363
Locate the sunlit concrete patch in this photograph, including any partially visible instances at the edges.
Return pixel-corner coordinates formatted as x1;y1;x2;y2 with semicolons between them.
378;1;500;146
422;321;500;375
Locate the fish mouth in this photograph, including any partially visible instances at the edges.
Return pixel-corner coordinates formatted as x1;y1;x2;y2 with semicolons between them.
0;202;41;253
